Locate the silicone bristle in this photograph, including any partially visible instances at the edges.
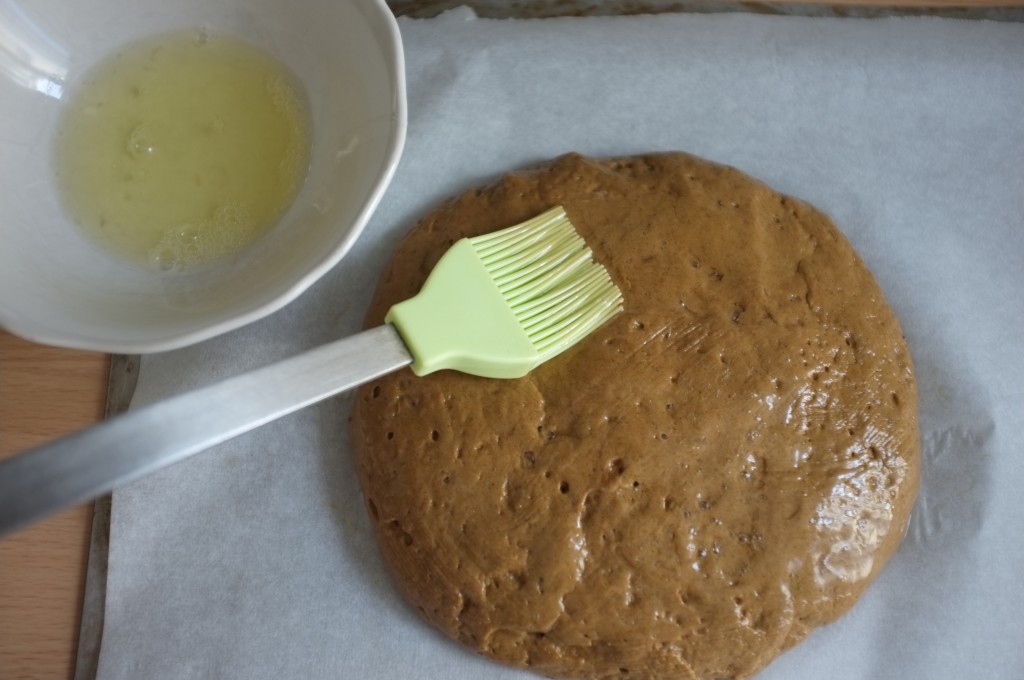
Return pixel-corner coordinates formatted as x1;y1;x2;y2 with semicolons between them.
469;207;624;360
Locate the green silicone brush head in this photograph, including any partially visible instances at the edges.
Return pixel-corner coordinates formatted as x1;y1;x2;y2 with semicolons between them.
385;206;624;378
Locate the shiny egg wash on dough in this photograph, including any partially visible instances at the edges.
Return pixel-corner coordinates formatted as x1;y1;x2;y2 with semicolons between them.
351;153;920;680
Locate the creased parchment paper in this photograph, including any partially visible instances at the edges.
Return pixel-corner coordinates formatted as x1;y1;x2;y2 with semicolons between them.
95;10;1024;679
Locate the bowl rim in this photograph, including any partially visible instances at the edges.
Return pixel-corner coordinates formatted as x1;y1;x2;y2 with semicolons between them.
0;0;408;355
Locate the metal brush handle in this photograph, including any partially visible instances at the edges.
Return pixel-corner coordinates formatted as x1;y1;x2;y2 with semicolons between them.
0;325;411;538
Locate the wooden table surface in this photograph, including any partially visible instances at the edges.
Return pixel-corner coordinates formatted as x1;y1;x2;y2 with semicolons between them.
0;5;1020;679
0;332;108;680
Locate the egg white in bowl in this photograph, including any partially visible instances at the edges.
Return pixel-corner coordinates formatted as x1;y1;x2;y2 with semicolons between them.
0;0;406;353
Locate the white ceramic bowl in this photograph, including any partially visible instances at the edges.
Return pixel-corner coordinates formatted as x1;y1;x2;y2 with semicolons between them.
0;0;406;353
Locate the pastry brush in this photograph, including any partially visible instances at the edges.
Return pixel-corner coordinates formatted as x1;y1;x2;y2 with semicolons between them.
0;206;623;537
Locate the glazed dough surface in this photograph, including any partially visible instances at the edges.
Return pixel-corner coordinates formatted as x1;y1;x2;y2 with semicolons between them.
351;153;920;680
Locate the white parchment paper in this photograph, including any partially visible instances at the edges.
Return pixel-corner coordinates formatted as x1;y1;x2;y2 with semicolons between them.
95;10;1024;679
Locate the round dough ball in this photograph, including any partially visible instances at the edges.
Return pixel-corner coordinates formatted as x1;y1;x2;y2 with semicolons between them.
351;153;919;680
